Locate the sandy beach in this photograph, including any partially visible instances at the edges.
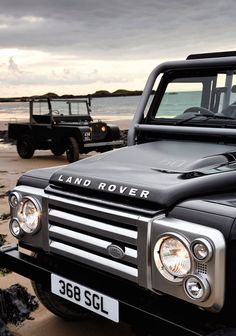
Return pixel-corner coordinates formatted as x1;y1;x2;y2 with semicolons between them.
0;117;136;336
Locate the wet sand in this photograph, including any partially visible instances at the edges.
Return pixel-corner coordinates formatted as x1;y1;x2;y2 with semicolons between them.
0;118;136;336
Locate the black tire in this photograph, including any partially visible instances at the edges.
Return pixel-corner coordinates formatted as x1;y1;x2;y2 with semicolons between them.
99;145;113;153
16;135;35;159
66;137;80;163
31;252;92;320
51;143;65;156
31;281;91;321
207;328;236;336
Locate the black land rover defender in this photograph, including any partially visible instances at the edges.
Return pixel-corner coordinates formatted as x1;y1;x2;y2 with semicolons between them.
8;97;123;163
3;51;236;335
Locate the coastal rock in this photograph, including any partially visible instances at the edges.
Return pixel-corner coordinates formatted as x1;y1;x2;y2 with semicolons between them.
0;284;38;325
0;237;38;334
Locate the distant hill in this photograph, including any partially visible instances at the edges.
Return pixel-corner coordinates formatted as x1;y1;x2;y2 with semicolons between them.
91;90;112;97
92;89;143;97
0;89;156;102
39;92;59;98
112;89;143;96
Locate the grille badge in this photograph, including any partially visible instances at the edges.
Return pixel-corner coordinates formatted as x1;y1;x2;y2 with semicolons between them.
107;244;125;259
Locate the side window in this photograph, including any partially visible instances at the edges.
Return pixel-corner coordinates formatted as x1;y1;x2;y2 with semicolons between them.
215;74;227;112
31;102;51;124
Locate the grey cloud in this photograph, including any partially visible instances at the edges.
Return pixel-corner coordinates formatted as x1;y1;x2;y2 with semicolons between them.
0;0;235;60
8;57;22;73
0;60;130;87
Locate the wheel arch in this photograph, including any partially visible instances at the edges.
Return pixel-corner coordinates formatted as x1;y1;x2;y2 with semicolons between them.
56;128;84;148
106;124;121;140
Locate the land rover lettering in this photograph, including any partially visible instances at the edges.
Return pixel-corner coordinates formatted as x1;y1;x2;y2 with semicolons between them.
97;182;149;198
58;175;92;186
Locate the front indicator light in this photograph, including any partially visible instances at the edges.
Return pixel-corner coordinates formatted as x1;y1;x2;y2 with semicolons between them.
154;233;192;282
190;238;213;262
17;197;41;234
9;192;21;208
9;219;23;237
184;275;210;301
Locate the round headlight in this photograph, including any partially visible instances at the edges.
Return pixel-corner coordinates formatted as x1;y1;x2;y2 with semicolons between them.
154;233;192;282
17;197;41;234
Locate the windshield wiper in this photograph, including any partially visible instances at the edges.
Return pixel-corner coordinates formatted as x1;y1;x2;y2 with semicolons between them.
175;114;209;125
176;113;234;125
210;114;235;120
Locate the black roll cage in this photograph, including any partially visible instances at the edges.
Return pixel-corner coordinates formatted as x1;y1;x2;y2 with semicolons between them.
127;55;236;146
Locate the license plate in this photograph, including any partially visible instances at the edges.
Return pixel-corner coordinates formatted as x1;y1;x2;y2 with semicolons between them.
51;274;119;322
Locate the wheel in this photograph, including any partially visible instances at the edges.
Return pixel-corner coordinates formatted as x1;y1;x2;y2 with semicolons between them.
51;143;65;156
31;281;92;320
66;137;80;163
99;145;113;153
16;135;35;159
183;106;214;115
31;253;92;320
51;148;65;156
207;328;236;336
131;323;188;336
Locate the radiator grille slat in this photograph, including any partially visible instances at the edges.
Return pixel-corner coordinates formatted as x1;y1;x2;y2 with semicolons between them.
49;209;137;245
47;195;140;282
49;225;137;265
50;241;138;282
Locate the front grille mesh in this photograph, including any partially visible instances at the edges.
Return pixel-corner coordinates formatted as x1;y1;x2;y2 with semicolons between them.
197;262;208;275
47;194;144;282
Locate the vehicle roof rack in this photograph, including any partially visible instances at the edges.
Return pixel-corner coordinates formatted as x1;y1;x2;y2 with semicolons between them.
187;51;236;60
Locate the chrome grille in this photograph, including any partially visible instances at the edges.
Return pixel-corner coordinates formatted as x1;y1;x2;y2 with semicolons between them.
47;194;149;283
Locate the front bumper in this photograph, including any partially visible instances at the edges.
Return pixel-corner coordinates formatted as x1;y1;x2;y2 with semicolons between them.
83;139;124;148
0;243;226;336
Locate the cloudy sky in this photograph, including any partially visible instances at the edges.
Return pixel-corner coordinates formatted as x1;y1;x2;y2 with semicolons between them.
0;0;236;97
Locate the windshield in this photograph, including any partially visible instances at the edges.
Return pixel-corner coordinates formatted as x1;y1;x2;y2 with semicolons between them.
51;100;90;116
32;99;90;117
152;70;236;122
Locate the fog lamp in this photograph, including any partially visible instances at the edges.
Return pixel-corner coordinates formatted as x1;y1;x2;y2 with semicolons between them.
17;197;41;234
191;238;212;262
9;219;23;237
9;192;21;208
154;233;192;282
184;275;210;301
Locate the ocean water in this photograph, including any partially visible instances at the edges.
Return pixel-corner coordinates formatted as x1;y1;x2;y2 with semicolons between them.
0;91;203;124
158;91;201;116
0;96;143;123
